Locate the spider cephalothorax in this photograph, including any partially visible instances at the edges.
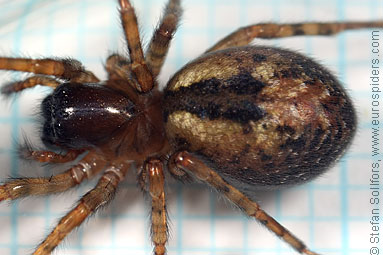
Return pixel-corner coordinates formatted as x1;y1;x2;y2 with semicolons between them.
0;1;382;255
41;81;167;162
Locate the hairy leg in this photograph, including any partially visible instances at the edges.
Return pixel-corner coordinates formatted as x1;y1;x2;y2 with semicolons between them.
119;0;154;92
145;0;182;79
33;161;130;255
1;75;61;95
105;53;141;102
105;54;131;81
0;151;107;202
172;151;319;255
0;57;99;82
206;21;383;53
146;159;168;255
20;148;84;164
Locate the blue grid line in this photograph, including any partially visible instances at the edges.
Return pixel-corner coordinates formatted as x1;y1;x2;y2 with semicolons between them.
239;1;250;254
0;245;361;254
9;1;38;254
1;210;373;222
271;1;283;254
206;1;217;254
172;0;185;252
336;0;350;254
302;1;318;251
73;2;88;253
43;0;55;250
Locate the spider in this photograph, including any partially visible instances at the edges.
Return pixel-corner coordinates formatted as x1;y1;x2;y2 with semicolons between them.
0;0;381;254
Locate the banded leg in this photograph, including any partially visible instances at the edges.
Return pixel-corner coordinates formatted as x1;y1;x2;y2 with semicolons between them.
146;0;182;79
0;57;99;82
119;0;154;92
172;151;319;255
1;75;61;95
146;159;168;255
33;161;130;255
0;151;107;202
206;21;383;53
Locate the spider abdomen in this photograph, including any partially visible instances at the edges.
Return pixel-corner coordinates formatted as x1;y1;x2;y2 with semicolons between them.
164;46;356;189
42;83;136;149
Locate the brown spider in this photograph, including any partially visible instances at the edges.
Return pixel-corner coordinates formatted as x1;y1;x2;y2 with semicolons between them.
0;0;381;254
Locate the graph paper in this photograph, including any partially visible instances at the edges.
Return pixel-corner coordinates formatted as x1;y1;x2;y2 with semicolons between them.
0;0;382;254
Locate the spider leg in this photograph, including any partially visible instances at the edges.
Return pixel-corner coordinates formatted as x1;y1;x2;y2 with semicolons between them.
206;21;383;53
105;53;131;81
167;155;192;182
33;161;130;255
0;57;99;82
145;159;168;255
105;53;141;102
0;151;107;202
20;147;84;163
172;151;320;255
145;0;182;79
1;75;61;95
119;0;154;93
137;164;148;192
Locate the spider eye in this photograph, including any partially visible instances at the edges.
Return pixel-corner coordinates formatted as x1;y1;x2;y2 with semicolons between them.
125;104;136;117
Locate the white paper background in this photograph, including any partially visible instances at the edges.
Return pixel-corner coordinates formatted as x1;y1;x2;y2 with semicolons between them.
0;0;382;254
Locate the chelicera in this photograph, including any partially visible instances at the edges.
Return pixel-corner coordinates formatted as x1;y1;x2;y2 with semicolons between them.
0;0;381;254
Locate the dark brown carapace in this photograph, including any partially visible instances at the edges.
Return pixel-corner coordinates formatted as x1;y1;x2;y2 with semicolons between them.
0;1;381;254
